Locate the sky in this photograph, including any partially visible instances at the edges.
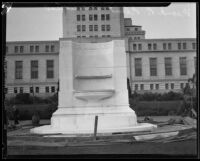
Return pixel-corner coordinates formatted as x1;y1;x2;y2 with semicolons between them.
6;3;196;41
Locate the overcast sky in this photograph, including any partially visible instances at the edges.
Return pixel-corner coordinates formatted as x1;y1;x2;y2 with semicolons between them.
6;3;196;41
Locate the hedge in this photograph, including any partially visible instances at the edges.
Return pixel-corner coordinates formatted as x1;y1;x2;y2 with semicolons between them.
6;104;57;120
129;98;183;116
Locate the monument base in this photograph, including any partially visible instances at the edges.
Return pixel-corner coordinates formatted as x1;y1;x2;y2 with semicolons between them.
30;107;157;135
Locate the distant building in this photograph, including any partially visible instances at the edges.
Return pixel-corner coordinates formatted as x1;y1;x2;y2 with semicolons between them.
4;7;196;98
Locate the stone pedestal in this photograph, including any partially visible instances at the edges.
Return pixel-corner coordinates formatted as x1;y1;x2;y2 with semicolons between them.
30;39;156;135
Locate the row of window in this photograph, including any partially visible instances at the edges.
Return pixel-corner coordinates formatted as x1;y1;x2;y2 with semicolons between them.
132;42;196;51
126;28;139;32
5;86;56;94
77;35;111;38
134;57;196;77
6;45;55;53
77;24;111;32
77;14;110;21
15;60;54;80
134;83;188;91
77;7;110;11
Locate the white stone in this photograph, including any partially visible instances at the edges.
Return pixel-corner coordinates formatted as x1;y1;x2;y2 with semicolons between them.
31;39;157;135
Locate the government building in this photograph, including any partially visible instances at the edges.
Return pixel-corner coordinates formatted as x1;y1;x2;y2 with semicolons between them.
4;7;196;98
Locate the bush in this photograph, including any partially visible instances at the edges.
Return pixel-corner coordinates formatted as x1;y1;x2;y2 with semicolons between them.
130;91;183;101
7;104;58;120
129;98;183;116
15;93;33;104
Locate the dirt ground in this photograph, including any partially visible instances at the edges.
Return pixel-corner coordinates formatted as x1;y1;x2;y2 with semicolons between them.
4;116;198;158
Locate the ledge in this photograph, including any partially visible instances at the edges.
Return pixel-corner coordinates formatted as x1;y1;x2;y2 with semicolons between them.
75;74;112;79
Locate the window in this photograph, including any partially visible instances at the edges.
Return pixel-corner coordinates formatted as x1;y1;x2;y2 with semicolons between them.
35;87;39;93
107;35;110;37
168;43;171;50
179;57;187;75
135;58;142;76
81;7;85;11
165;57;172;76
82;15;85;21
135;84;138;91
165;83;169;90
94;25;98;31
150;58;157;76
46;60;54;79
51;86;55;93
138;44;142;50
14;87;18;94
77;15;80;21
101;25;105;31
106;7;109;10
178;43;181;50
51;45;55;52
77;7;80;11
45;45;49;52
133;44;137;50
35;45;39;52
106;14;110;20
94;7;97;10
192;43;196;50
30;87;33;93
171;83;174;89
20;46;24;53
153;43;157;50
20;87;23;93
30;46;34;53
163;43;166;50
156;84;159;90
45;86;49;93
101;7;104;10
82;25;86;32
89;25;93;31
106;25;110;31
101;14;105;21
183;43;187;50
94;14;98;21
15;46;18;53
31;60;38;79
77;25;81;32
150;84;154;90
135;28;138;31
15;61;23;79
140;84;144;90
180;83;184;89
148;44;152;50
89;7;92;10
89;15;93;21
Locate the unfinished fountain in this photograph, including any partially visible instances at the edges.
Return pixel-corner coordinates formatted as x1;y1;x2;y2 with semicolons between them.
30;39;156;135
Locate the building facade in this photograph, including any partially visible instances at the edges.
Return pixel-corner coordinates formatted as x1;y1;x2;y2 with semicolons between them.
4;7;196;97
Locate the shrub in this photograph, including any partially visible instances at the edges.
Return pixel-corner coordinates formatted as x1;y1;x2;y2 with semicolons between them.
15;93;33;104
129;98;183;116
130;91;183;101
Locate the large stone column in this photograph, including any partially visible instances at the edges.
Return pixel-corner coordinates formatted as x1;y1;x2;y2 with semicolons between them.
30;39;156;135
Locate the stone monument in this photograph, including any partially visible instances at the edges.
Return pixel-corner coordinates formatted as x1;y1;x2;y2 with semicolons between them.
31;39;156;134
